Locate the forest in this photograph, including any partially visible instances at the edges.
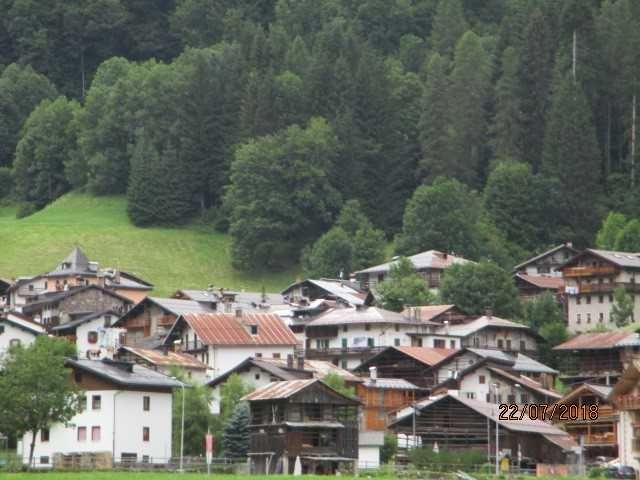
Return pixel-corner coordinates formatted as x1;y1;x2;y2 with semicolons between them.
1;0;639;273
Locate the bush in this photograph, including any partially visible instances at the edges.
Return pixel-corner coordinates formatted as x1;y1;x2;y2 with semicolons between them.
588;466;605;477
15;202;37;218
0;167;13;199
381;432;398;464
409;447;486;469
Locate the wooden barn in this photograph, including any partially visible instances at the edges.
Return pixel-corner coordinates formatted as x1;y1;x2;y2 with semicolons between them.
242;378;360;475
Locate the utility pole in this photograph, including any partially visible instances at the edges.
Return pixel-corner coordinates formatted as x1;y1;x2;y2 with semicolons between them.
493;384;499;476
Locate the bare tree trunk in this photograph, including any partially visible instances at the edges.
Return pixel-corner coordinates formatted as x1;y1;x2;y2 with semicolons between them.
28;430;36;469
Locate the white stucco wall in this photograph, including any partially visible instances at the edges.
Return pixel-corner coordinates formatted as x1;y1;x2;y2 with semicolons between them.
0;320;38;359
618;411;638;470
20;390;172;466
358;446;380;469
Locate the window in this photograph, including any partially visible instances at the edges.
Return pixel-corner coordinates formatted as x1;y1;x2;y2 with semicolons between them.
104;315;112;328
479;375;486;384
519;340;526;351
250;325;258;335
272;353;281;359
143;396;150;411
40;456;49;465
143;427;150;442
142;455;150;464
434;339;445;348
255;373;260;380
365;323;371;331
466;392;475;400
92;395;101;410
341;338;348;348
521;393;529;403
77;427;87;442
577;314;581;324
577;296;581;305
587;313;591;323
394;338;400;346
9;339;20;348
28;284;34;291
473;336;480;347
88;331;98;344
0;325;4;335
91;426;101;442
41;429;50;442
497;339;504;349
599;295;604;304
507;394;516;403
449;340;455;349
394;324;400;332
599;312;604;323
367;338;375;347
343;325;348;332
315;339;329;350
506;339;512;350
587;295;592;304
341;360;348;369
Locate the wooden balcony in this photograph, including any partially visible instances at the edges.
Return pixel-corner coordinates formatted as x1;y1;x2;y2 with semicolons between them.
578;282;640;294
614;394;640;411
563;266;618;278
305;346;386;359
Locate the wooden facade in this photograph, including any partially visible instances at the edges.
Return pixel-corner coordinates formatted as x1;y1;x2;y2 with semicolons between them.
351;348;439;389
356;383;416;431
246;381;360;475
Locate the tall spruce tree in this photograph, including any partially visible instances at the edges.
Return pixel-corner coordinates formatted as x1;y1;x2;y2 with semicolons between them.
542;73;602;245
429;0;468;58
493;47;522;160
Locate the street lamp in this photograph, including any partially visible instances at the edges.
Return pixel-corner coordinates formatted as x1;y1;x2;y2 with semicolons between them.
493;383;500;475
171;376;186;473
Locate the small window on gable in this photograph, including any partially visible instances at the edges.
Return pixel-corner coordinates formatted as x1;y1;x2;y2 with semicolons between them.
250;325;258;335
92;395;101;410
479;375;486;384
255;352;262;358
143;427;150;442
88;331;98;344
255;373;260;380
41;429;50;442
143;396;150;411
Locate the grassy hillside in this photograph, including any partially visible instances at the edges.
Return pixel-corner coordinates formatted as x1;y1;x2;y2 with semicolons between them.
0;193;297;296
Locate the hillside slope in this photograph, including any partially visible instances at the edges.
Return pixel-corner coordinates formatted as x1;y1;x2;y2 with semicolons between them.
0;194;296;296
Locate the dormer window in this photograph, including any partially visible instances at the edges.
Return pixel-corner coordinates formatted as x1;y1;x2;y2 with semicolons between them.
250;325;258;335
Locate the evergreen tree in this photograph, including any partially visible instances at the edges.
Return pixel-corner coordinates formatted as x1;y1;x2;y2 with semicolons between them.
429;0;468;58
418;53;450;182
493;47;522;160
614;219;640;252
221;402;250;458
448;31;492;186
542;73;602;245
518;9;553;172
596;212;627;249
611;286;634;327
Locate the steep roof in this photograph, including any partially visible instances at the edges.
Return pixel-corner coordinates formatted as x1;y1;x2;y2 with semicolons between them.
242;378;360;404
20;285;133;314
114;296;214;327
355;250;471;275
514;273;565;290
48;247;92;276
560;248;640;270
307;306;419;327
487;366;561;400
465;348;558;374
395;346;459;366
67;358;182;389
444;315;533;338
119;346;207;370
175;312;297;346
0;312;46;335
50;309;120;332
553;331;635;350
513;243;578;271
282;279;371;306
401;304;458;322
556;383;613;406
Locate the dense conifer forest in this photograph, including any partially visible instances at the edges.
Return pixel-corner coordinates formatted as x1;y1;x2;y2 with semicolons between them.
1;0;639;273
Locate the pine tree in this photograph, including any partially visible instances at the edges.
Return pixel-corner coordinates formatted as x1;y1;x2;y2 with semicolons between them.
418;53;450;182
518;9;553;172
542;73;602;245
221;403;250;459
493;47;522;160
448;31;492;186
429;0;468;58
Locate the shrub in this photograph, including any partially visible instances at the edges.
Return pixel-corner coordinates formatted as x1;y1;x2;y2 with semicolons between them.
15;202;37;218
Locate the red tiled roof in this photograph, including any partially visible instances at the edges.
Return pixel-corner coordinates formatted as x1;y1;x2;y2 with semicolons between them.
553;331;634;350
182;312;297;346
515;274;565;290
395;346;459;366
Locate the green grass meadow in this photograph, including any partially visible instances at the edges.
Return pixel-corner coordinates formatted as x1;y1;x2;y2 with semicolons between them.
0;193;296;296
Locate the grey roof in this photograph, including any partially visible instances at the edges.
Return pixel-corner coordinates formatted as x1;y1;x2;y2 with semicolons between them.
513;243;577;271
282;279;369;306
574;249;640;269
234;291;287;308
361;378;420;390
176;289;219;302
465;348;558;374
20;285;132;313
148;297;215;315
48;247;92;276
0;313;46;335
355;250;471;275
583;383;613;398
50;310;118;332
307;307;419;327
444;316;532;337
67;358;182;389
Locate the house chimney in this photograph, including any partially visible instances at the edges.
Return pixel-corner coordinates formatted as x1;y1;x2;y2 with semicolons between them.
287;354;294;369
162;345;169;356
235;308;243;318
566;241;573;248
485;308;492;318
297;355;305;370
369;366;377;382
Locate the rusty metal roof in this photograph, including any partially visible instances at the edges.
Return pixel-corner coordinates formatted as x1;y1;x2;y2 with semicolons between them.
242;378;319;400
120;346;207;369
395;346;459;366
514;273;565;289
181;312;297;346
553;331;634;350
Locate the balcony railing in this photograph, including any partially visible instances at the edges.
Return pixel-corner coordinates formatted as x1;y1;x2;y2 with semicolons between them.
563;266;618;277
577;282;640;294
613;395;640;411
305;346;387;358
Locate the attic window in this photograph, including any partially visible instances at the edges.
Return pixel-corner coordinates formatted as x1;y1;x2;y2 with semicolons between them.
250;325;258;335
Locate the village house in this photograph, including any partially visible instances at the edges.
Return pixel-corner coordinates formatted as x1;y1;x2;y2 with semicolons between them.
389;394;577;466
402;304;469;324
18;285;133;328
0;311;45;358
551;383;618;462
50;309;120;359
6;248;152;308
163;311;298;378
513;273;565;303
117;346;208;383
243;378;360;475
114;297;215;348
19;358;179;468
352;346;458;389
557;249;640;334
610;360;640;471
207;355;362;414
354;250;471;291
172;288;288;313
553;331;640;386
282;278;373;308
407;314;541;356
303;306;426;369
513;243;577;278
429;348;561;405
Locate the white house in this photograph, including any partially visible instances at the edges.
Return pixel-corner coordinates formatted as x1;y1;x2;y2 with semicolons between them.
164;311;298;378
0;312;45;359
50;310;120;359
19;358;179;467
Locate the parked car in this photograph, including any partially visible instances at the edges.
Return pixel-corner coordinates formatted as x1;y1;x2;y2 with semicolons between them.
603;465;636;479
